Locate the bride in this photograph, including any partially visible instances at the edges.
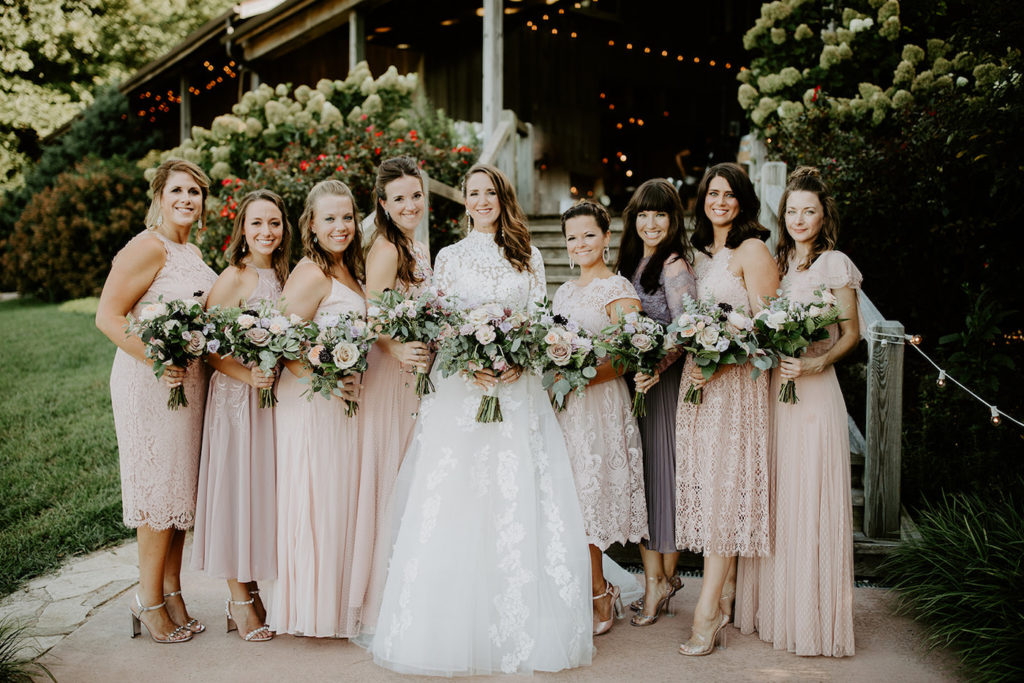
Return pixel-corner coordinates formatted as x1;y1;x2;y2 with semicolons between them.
368;164;593;676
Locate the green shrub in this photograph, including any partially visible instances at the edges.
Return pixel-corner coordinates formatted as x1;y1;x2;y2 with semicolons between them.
0;85;161;289
145;62;477;271
3;157;148;301
883;489;1024;681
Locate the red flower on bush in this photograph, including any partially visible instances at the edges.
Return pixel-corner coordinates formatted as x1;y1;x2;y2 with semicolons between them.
221;235;231;252
299;160;310;171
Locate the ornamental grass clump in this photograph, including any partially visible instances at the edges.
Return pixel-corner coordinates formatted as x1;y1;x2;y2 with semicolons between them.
0;617;54;682
882;489;1024;682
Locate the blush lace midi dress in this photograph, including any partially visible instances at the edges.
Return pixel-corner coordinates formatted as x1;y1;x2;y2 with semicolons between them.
109;230;216;530
674;247;771;557
552;275;647;550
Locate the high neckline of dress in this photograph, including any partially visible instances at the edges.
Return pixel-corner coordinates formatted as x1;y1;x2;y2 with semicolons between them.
467;229;497;242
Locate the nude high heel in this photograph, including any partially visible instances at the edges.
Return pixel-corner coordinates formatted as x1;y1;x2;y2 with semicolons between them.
592;582;624;636
226;597;273;642
163;590;206;633
129;594;192;643
679;611;729;656
630;577;676;626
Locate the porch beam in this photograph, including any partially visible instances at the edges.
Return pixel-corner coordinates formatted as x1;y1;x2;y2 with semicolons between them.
482;0;503;143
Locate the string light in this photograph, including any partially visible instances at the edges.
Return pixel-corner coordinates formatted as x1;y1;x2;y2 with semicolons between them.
900;333;1023;429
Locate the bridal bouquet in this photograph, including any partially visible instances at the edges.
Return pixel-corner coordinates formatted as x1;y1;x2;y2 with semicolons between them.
210;301;311;408
752;288;843;403
437;302;532;423
367;288;456;397
668;296;768;405
301;312;378;416
527;303;603;411
126;293;215;410
597;311;669;417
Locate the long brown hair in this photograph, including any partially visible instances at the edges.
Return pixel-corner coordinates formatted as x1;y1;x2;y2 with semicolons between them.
370;156;424;287
146;159;210;230
615;178;691;294
298;179;364;281
227;189;293;287
775;166;840;278
691;162;769;255
463;164;533;273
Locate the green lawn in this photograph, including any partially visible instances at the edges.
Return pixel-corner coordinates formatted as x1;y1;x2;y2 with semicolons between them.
0;298;132;598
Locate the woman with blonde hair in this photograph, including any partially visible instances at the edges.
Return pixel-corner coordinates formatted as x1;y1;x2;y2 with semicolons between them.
269;179;372;638
96;159;217;643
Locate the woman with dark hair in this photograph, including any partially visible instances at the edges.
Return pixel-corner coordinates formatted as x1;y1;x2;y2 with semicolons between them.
270;179;370;638
614;178;696;627
96;159;217;643
674;162;778;656
191;190;292;642
358;156;433;632
735;167;860;657
553;200;647;637
369;164;592;676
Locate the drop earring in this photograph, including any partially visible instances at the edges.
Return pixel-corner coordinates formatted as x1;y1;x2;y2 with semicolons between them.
603;246;610;263
568;254;575;270
156;214;163;228
313;235;318;244
241;242;247;253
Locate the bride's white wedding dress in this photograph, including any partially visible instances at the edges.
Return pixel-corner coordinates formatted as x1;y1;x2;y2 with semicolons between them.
369;229;593;676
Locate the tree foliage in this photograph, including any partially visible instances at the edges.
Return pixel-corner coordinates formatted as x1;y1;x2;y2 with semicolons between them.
0;0;233;191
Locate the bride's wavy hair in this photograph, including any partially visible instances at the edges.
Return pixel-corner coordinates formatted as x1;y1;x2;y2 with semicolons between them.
298;179;365;281
775;166;840;278
226;189;293;287
463;164;533;273
370;156;425;288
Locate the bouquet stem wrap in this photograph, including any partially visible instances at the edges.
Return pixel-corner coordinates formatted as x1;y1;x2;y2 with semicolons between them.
476;382;503;423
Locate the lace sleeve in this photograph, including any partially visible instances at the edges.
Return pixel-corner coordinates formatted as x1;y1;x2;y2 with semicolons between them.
820;251;863;291
662;256;697;320
602;275;640;308
528;247;547;308
433;245;455;298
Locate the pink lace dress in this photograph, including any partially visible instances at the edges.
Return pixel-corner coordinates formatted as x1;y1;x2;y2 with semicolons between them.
674;247;770;556
191;267;282;582
357;241;432;631
269;274;372;638
109;230;216;530
736;250;861;657
552;275;647;550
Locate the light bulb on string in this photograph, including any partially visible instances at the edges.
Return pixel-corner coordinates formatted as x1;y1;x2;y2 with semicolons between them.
991;406;1001;426
936;370;946;388
908;334;922;345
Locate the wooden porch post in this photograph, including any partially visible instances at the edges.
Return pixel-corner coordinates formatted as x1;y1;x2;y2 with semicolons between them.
864;320;904;539
482;0;503;143
349;10;366;67
179;74;191;144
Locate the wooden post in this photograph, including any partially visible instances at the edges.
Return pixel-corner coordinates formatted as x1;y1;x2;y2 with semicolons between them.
482;0;503;144
417;170;431;250
349;10;365;68
179;74;191;144
864;320;904;539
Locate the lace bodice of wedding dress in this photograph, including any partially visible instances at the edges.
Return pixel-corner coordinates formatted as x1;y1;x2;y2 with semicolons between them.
433;229;546;310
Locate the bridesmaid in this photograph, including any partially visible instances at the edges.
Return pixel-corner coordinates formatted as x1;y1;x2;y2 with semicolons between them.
674;162;778;656
614;179;696;626
190;190;292;642
95;159;217;643
735;167;860;657
358;156;433;631
269;179;370;638
552;200;647;637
